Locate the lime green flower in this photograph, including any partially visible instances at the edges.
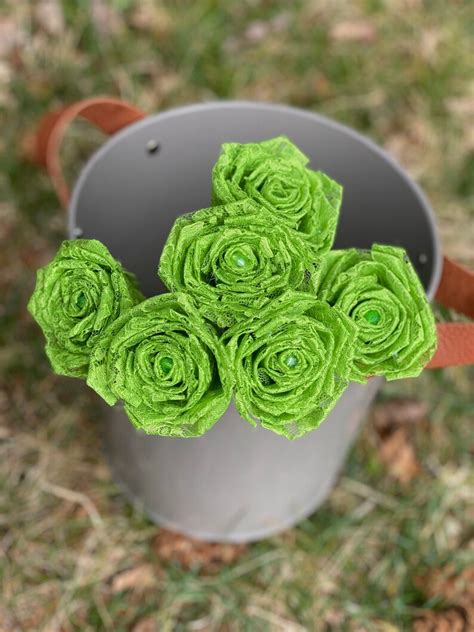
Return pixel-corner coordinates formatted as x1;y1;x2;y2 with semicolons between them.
314;244;437;381
28;239;143;378
87;293;233;437
223;291;357;439
158;201;320;328
212;136;342;255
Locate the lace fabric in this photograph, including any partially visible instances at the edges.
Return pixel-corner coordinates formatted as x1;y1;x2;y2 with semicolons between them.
314;244;437;381
222;290;357;439
159;200;320;328
212;136;342;256
87;292;233;437
28;239;143;378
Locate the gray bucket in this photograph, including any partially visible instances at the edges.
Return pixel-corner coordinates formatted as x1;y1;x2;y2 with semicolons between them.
69;102;441;543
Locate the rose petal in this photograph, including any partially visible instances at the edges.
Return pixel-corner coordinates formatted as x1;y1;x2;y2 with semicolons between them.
212;136;342;255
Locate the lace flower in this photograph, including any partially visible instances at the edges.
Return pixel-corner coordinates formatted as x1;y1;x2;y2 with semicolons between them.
28;239;143;378
87;293;233;437
314;244;437;381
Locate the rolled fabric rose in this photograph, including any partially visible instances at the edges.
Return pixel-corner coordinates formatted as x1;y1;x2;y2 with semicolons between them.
314;244;437;381
212;136;342;255
223;290;357;439
159;200;320;328
87;293;233;437
28;239;143;378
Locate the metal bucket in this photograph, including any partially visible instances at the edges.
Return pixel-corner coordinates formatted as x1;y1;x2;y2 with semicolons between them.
69;102;441;542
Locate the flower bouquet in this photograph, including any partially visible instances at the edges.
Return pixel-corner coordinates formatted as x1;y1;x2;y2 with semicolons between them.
29;136;439;441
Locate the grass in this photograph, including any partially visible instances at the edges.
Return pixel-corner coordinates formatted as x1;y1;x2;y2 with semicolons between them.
1;1;473;630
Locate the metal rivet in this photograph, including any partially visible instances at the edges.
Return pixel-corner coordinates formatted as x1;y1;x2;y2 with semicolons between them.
146;139;160;154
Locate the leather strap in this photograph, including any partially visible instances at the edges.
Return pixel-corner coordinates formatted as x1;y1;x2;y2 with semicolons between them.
29;97;146;207
427;322;474;369
427;256;474;369
434;257;474;319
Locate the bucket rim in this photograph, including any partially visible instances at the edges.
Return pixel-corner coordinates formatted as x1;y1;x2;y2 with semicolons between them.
69;99;442;300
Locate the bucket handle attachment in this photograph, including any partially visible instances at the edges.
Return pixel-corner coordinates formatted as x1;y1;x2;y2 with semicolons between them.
27;97;146;208
28;98;474;371
427;257;474;369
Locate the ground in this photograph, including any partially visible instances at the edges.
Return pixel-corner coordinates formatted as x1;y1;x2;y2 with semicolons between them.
0;1;473;631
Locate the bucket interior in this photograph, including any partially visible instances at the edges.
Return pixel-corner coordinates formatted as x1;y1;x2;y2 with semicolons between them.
70;102;440;297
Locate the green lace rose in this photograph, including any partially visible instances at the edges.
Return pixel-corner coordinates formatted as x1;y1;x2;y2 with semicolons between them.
158;200;320;328
87;293;233;437
28;239;143;378
314;244;437;381
212;136;342;255
223;290;357;439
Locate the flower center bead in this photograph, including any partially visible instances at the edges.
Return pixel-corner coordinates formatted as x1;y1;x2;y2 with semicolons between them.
233;253;247;268
364;309;381;325
159;356;173;374
285;355;298;368
76;292;86;309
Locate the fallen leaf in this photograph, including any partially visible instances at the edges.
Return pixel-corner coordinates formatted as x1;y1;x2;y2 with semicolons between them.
154;529;246;572
271;13;291;33
131;618;158;632
438;209;474;268
129;1;173;38
372;398;428;435
384;115;436;176
0;606;18;632
91;0;123;37
243;13;290;44
378;428;421;483
418;28;442;62
0;61;12;107
34;0;64;36
18;126;39;163
111;564;156;593
413;608;467;632
422;564;474;609
313;73;332;98
372;622;400;632
0;426;12;440
245;20;270;43
372;397;427;482
324;609;344;627
414;552;474;630
19;244;56;269
330;20;377;44
0;18;24;59
447;96;474;117
0;204;17;243
394;0;423;8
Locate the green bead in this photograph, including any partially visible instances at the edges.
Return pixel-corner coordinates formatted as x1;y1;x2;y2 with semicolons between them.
364;309;381;325
285;354;298;368
159;356;173;374
234;254;247;268
76;292;86;309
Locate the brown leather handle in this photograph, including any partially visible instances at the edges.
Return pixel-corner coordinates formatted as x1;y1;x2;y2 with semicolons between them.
427;257;474;369
29;97;146;207
427;323;474;369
